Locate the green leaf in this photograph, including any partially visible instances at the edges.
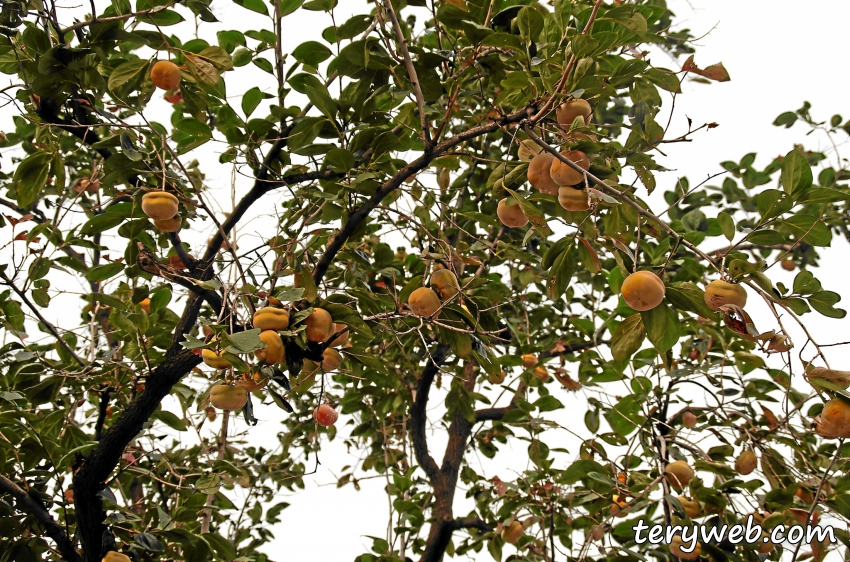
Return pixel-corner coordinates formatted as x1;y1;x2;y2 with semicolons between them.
398;276;424;306
611;314;645;361
780;149;812;197
547;244;576;299
665;282;715;318
233;0;268;15
292;41;332;67
289;73;337;120
641;303;679;353
781;215;832;246
223;328;263;353
139;9;184;26
808;291;846;319
716;211;735;241
13;151;52;207
154;410;187;431
241;87;264;117
85;263;124;282
108;59;150;93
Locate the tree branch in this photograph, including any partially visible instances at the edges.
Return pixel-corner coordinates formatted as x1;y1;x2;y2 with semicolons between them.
0;475;80;562
449;516;493;532
522;126;720;268
73;348;201;562
135;243;223;312
410;343;450;484
383;0;431;146
312;107;534;286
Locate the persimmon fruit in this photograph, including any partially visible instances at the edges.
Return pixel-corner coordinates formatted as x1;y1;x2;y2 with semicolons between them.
527;152;559;194
556;99;592;129
408;287;441;317
820;398;850;438
704;279;747;311
328;323;349;347
664;461;694;490
557;186;589;211
621;271;666;311
141;192;179;221
313;403;338;426
150;60;181;90
677;497;702;519
549;150;590;186
253;307;290;331
320;348;343;371
202;348;230;369
501;521;524;544
735;450;757;475
139;298;151;314
670;536;701;560
209;384;248;411
497;198;529;228
521;354;537;368
153;216;181;232
430;269;460;300
682;411;697;428
305;308;333;342
103;552;132;562
255;330;284;365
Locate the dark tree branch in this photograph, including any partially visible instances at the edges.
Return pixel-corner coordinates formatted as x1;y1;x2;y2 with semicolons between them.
410;343;450;484
449;517;493;532
166;232;198;271
73;348;201;562
0;475;80;562
312;107;534;286
93;386;113;441
136;244;222;312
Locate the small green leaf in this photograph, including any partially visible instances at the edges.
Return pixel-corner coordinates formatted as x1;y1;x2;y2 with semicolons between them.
611;314;645;361
13;151;52;207
717;211;735;241
241;86;264;117
780;149;812;197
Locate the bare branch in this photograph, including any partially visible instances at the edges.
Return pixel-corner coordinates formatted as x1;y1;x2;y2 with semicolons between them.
383;0;431;146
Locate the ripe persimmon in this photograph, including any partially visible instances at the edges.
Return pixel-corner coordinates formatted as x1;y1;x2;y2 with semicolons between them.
497;198;529;228
704;279;747;311
430;269;460;301
253;307;290;331
150;60;181;90
255;330;284;365
527;152;559;194
556;99;592;129
621;271;665;311
670;536;701;560
141;192;179;221
664;461;694;490
820;398;850;438
408;287;441;317
549;150;590;186
153;216;181;232
501;520;524;544
313;403;338;426
209;384;248;411
557;186;589;211
735;450;757;475
305;308;333;342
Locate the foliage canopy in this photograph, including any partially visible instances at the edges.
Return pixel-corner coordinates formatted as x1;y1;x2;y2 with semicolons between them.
0;0;849;561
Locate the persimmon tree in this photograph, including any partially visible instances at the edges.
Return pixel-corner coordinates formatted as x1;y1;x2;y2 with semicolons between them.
0;0;849;562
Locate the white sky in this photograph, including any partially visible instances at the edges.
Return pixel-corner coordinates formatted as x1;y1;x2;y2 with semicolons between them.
2;0;849;560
